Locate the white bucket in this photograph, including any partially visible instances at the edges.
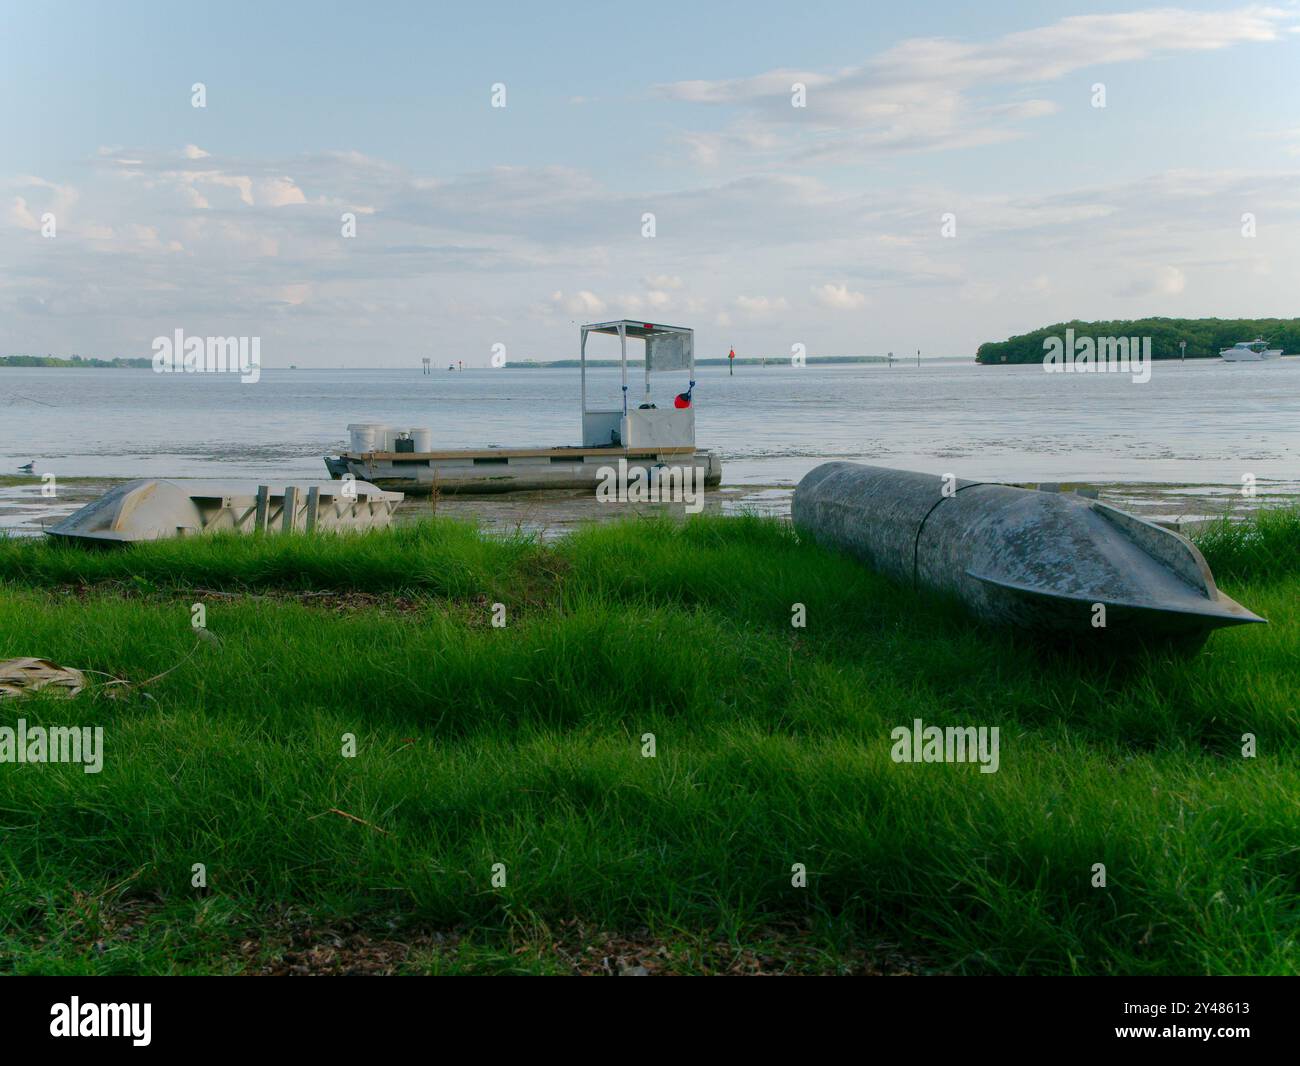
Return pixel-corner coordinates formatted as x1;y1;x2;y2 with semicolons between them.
347;423;388;452
409;427;433;452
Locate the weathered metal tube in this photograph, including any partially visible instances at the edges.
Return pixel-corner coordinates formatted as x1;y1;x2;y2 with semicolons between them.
792;462;1263;640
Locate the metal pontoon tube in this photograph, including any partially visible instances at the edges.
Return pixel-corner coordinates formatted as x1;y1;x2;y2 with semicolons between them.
792;462;1264;641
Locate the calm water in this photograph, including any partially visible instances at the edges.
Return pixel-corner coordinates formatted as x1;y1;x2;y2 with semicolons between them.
3;359;1299;491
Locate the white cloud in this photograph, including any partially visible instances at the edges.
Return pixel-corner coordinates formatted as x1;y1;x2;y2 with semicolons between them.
8;196;38;230
1113;265;1187;298
643;274;683;290
552;290;606;315
812;283;867;310
735;295;788;315
100;147;316;210
1159;266;1188;295
274;283;312;306
5;177;79;231
257;177;308;208
657;6;1296;161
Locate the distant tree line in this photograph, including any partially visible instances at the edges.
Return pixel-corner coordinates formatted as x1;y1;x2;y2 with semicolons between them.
0;355;153;368
976;318;1300;365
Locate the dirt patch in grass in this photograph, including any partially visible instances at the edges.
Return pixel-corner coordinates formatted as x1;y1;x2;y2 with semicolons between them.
190;587;436;616
44;582;438;616
537;918;928;977
240;916;931;976
18;893;933;975
243;923;435;976
37;573;569;618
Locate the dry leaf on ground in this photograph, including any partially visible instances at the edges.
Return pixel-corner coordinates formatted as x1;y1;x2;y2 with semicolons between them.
0;657;88;700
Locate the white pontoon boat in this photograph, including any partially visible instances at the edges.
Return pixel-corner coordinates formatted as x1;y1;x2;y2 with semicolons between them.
325;320;722;494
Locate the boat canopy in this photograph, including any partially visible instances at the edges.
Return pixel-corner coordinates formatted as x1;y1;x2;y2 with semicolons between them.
581;320;694;399
579;320;697;448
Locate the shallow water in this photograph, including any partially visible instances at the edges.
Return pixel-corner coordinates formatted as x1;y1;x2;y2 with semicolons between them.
3;358;1298;533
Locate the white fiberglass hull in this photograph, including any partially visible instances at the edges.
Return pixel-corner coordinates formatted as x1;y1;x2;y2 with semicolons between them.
1220;349;1282;362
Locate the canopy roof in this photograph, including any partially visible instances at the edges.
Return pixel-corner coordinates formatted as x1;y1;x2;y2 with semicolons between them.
579;319;695;414
582;320;692;339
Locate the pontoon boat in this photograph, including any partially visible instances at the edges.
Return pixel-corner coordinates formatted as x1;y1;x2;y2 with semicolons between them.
325;320;722;494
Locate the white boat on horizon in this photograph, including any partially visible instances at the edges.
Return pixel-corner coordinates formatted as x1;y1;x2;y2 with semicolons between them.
1219;338;1283;362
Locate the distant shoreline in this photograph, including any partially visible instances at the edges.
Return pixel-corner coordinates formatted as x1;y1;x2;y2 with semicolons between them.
0;356;152;369
515;355;893;368
976;317;1300;365
3;355;958;371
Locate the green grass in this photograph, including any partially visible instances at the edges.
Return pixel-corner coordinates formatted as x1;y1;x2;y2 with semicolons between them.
0;512;1296;975
1195;505;1300;584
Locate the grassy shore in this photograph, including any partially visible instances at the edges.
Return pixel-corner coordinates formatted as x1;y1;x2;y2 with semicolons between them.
0;513;1296;975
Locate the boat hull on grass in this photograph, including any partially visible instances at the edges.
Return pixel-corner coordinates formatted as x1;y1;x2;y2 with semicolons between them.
325;446;722;496
792;462;1263;643
46;479;402;544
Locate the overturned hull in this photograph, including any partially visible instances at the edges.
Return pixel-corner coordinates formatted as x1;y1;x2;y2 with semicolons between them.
326;446;722;495
46;479;403;544
792;462;1263;641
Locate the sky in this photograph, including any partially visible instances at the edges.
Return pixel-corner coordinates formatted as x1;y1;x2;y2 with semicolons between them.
2;0;1299;365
